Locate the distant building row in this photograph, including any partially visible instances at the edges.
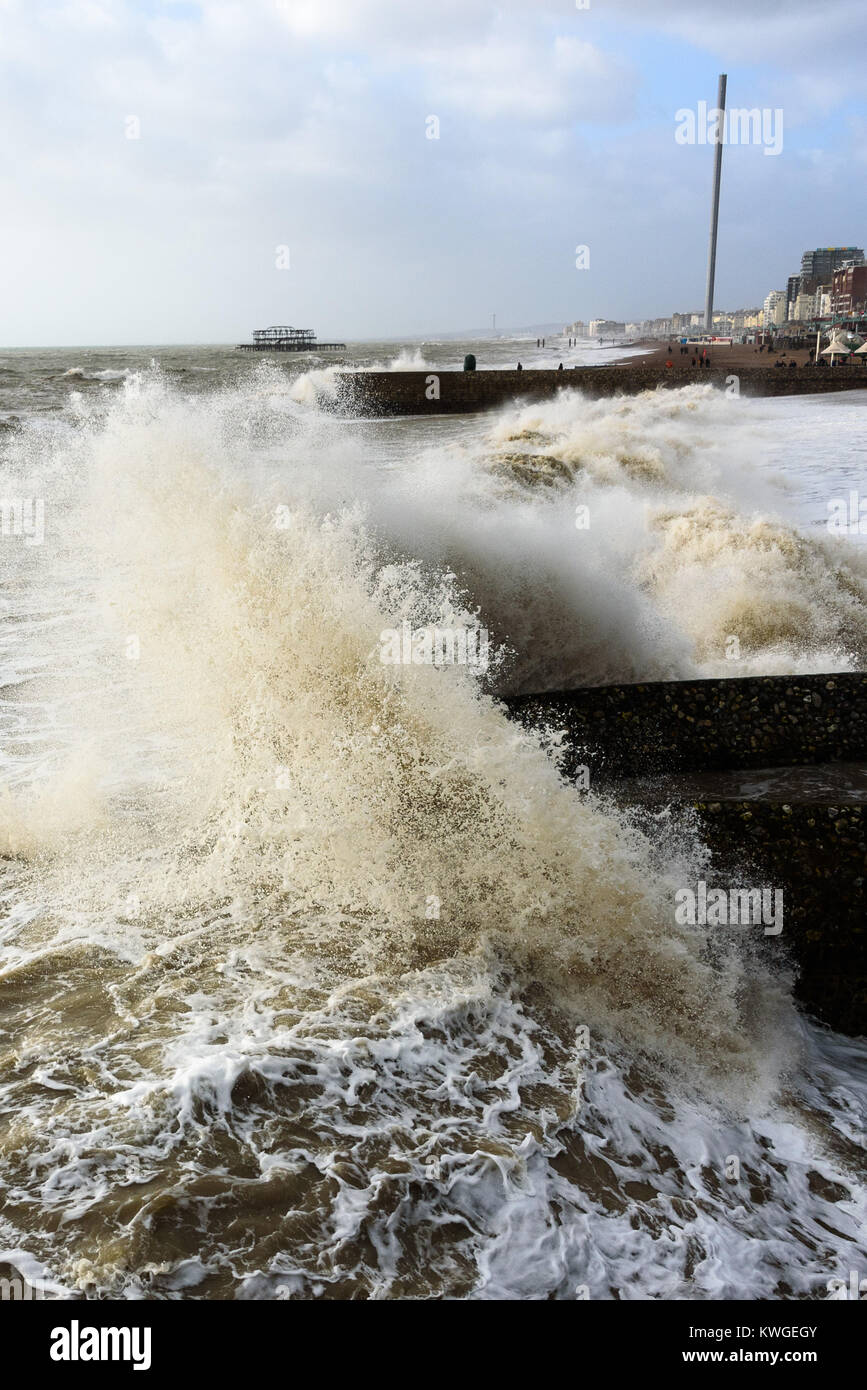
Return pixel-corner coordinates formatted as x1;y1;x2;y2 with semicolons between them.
565;309;763;340
564;245;867;344
564;319;630;338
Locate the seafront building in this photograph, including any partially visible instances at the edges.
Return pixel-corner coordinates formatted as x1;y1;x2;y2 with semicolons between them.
830;264;867;319
791;292;816;323
785;274;802;318
800;246;864;284
763;291;787;329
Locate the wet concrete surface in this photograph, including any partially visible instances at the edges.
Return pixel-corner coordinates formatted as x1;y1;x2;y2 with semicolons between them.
613;761;867;805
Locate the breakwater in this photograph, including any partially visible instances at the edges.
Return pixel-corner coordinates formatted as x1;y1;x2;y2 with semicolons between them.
505;673;867;784
505;673;867;1034
332;367;867;416
677;801;865;1034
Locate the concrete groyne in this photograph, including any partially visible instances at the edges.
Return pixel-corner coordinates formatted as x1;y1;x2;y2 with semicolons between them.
674;800;865;1035
505;673;867;1035
332;367;867;416
505;673;867;785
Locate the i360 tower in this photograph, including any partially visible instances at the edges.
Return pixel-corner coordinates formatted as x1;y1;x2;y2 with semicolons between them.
704;74;727;334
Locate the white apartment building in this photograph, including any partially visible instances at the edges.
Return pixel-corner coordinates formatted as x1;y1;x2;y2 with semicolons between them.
763;290;787;328
589;319;626;336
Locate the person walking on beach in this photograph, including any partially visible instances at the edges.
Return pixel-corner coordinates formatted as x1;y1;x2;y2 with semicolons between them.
517;362;523;371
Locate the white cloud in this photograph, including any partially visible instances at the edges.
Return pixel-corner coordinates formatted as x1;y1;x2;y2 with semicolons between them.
610;0;867;113
0;0;863;341
427;33;633;123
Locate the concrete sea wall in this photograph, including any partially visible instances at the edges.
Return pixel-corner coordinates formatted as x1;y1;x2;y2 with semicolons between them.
505;673;867;784
505;673;867;1034
685;801;865;1035
332;367;867;416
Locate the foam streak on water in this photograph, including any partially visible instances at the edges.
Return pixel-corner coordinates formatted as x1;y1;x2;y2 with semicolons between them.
0;363;864;1300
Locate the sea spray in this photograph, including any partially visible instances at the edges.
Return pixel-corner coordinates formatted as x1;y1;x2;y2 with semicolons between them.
282;374;867;691
33;369;777;1074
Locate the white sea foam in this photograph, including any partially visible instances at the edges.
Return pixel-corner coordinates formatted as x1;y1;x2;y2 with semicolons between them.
60;366;130;382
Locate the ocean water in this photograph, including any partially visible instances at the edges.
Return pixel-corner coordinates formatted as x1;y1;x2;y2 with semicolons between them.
0;340;865;1300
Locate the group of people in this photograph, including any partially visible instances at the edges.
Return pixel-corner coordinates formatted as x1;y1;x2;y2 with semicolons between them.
761;343;864;367
770;351;862;368
664;345;712;369
802;354;863;367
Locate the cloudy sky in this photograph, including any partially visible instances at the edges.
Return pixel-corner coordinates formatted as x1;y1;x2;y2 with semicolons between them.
1;0;865;344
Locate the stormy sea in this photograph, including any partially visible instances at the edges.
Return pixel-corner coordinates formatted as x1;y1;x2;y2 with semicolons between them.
0;338;865;1300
